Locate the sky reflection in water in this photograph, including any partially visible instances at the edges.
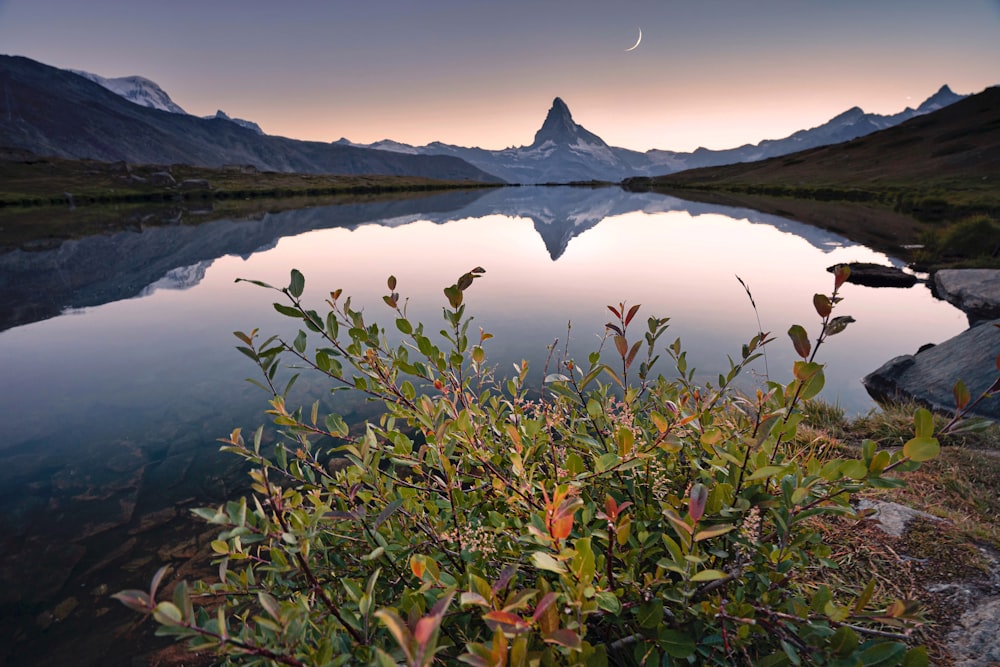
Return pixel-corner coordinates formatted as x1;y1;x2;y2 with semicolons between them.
0;188;967;460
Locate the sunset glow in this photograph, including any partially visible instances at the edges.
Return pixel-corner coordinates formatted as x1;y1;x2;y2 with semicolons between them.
1;0;997;152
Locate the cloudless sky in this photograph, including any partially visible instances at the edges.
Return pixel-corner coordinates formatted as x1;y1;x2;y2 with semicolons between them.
1;0;998;152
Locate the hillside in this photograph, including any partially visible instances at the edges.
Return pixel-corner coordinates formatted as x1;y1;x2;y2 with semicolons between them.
0;56;502;183
627;86;1000;208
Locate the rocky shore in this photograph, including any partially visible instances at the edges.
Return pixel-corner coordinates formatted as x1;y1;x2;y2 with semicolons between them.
863;269;1000;421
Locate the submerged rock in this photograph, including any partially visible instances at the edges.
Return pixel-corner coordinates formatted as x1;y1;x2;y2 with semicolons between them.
826;262;918;288
863;319;1000;420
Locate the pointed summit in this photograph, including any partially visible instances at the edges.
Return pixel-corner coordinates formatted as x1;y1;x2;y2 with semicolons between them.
918;85;963;113
531;97;607;148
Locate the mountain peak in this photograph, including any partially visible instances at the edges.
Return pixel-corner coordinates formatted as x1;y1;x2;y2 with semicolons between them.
69;69;187;114
531;97;607;148
918;84;963;113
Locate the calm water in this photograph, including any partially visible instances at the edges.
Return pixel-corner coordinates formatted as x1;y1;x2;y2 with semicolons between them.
0;186;967;664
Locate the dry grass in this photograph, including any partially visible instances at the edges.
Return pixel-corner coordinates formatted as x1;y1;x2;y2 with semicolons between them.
790;400;1000;664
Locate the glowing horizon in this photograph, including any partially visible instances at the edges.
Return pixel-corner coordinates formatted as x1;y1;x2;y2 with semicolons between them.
1;0;998;153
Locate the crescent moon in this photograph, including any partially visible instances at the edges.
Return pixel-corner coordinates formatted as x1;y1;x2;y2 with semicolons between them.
625;28;642;52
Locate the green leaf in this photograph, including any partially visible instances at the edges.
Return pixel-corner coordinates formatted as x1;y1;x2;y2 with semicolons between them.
636;600;663;628
913;408;934;439
824;315;855;336
595;591;621;614
690;569;728;582
841;460;868;480
375;609;414;663
531;552;567;573
595;452;619;473
258;591;282;622
571;537;596;581
694;524;734;541
829;626;859;657
903;436;940;462
288;269;305;298
660;629;696;658
273;302;301;319
152;601;183;627
901;646;929;667
746;465;787;482
857;641;907;667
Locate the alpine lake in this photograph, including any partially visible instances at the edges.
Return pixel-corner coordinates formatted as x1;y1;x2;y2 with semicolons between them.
0;185;968;665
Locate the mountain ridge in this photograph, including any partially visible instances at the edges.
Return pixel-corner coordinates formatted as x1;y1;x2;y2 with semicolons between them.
343;87;968;183
0;55;976;185
0;56;502;183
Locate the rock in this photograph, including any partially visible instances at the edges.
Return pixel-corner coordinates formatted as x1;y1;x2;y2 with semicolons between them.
826;262;918;288
863;319;1000;420
129;506;179;535
948;597;1000;666
149;171;176;187
81;537;138;577
180;178;210;190
855;499;943;537
934;269;1000;324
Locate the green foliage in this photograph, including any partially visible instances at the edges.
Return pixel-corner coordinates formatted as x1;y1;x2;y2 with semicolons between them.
919;215;1000;264
118;267;944;666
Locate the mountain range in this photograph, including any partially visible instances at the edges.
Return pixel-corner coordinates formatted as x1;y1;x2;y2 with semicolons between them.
339;87;964;184
0;54;968;184
0;56;501;183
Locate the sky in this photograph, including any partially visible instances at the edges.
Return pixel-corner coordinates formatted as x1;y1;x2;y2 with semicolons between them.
1;0;999;152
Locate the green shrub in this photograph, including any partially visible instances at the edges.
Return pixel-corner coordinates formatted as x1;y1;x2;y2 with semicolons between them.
116;266;940;666
918;214;1000;265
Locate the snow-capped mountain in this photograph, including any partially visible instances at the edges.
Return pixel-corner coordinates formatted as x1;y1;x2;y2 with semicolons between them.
70;69;188;114
342;87;966;184
71;68;266;134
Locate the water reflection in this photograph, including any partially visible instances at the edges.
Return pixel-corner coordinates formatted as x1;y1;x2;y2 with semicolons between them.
0;186;967;665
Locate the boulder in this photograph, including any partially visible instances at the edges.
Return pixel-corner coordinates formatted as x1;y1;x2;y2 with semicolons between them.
863;319;1000;420
826;262;918;288
149;171;176;187
934;269;1000;324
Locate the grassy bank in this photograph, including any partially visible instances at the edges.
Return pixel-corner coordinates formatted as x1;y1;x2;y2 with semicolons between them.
0;155;502;250
0;156;501;207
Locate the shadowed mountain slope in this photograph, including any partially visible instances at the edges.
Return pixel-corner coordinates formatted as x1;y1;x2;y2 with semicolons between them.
630;86;1000;190
0;56;502;182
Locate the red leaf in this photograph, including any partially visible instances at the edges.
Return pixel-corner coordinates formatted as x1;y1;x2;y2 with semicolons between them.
614;335;628;359
834;264;851;289
813;293;832;318
626;340;642;370
625;304;641;327
544;628;582;650
604;495;618;521
953;379;970;411
607;305;621;318
532;592;557;623
483;610;530;634
414;616;437;647
688;483;708;523
787;325;811;360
